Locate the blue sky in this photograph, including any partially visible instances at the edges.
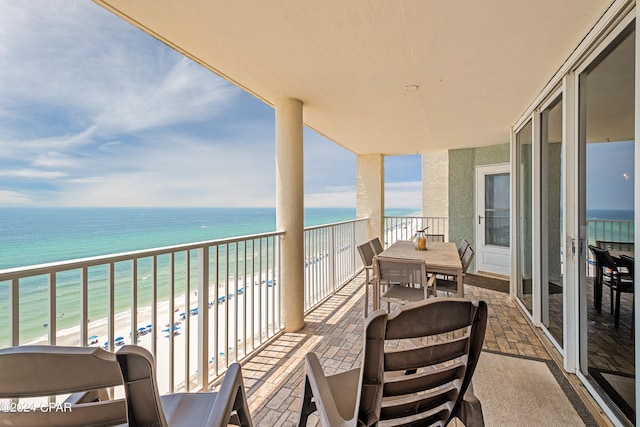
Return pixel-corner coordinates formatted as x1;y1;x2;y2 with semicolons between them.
0;1;422;209
587;141;634;211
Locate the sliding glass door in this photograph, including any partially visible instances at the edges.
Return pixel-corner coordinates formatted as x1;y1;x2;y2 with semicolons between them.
541;95;563;349
516;120;533;315
578;23;635;424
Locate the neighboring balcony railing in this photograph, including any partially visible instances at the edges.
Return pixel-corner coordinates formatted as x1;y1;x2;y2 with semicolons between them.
384;216;449;247
0;218;370;394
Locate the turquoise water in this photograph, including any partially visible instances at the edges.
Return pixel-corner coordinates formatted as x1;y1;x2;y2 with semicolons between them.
0;207;412;345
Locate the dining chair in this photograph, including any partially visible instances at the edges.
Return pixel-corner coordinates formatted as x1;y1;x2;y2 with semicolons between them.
0;345;253;427
615;254;635;333
425;233;445;242
588;245;632;325
357;240;377;316
458;239;471;259
435;245;475;296
297;297;488;427
373;256;434;311
370;237;384;255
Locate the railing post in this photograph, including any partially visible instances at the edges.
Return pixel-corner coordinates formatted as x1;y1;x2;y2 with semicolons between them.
329;226;336;293
197;247;209;390
48;273;56;345
80;267;88;348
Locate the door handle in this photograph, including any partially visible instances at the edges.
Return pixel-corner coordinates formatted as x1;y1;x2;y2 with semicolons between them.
478;215;483;225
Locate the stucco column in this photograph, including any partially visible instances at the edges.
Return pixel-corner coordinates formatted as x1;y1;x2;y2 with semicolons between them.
422;152;449;217
356;154;384;243
275;97;304;332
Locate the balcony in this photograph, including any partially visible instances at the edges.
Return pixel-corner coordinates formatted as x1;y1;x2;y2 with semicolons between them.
0;217;617;425
238;274;602;426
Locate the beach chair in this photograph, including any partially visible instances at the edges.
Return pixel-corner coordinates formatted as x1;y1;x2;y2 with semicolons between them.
0;345;253;427
297;298;488;427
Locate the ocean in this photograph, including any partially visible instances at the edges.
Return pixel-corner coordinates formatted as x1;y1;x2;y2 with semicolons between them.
0;207;413;345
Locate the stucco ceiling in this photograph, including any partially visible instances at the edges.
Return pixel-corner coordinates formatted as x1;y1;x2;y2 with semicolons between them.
95;0;614;155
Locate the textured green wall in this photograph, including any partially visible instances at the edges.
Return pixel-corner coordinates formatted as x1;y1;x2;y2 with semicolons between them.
449;143;510;271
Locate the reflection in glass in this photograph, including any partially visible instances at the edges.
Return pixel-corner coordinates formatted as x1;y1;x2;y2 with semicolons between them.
541;96;563;349
579;25;635;424
517;120;533;314
485;173;510;247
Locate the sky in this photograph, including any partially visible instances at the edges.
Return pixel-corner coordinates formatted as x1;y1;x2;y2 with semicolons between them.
0;1;422;209
586;140;635;211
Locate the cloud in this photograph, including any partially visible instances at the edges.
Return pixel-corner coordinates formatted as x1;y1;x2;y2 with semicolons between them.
0;169;67;179
0;1;418;209
0;190;33;205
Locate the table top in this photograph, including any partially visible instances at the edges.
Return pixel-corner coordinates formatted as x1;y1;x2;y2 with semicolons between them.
379;241;462;272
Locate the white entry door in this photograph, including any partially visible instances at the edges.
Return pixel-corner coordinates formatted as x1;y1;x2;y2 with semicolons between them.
476;164;510;275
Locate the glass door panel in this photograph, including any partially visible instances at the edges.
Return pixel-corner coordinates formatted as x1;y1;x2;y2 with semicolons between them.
517;120;533;314
579;24;635;424
485;173;510;247
541;96;563;349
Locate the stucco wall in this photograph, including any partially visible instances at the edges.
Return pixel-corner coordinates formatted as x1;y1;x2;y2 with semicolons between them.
449;143;510;271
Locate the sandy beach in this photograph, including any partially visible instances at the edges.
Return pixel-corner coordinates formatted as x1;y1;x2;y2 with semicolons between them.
26;276;280;394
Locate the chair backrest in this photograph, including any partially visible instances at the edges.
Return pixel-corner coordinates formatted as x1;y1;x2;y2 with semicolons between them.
618;254;635;276
588;244;618;272
370;237;384;255
0;345;128;427
357;241;376;267
458;239;471;258
116;345;169;426
596;240;634;252
425;233;445;242
358;298;488;426
374;256;428;287
462;246;475;273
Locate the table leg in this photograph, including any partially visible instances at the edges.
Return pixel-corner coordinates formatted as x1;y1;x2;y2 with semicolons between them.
457;270;464;297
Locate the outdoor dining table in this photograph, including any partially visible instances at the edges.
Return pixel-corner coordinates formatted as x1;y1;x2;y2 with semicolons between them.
377;240;464;299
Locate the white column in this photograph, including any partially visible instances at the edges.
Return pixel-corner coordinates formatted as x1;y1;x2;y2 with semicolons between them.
421;152;448;218
275;97;304;332
356;154;384;243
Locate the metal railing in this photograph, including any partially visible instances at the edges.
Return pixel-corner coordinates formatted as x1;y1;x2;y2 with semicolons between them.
0;218;371;395
384;216;449;247
0;232;283;394
587;219;634;247
304;219;368;311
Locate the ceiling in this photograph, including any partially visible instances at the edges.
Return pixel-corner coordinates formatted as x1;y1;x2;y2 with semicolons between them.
94;0;614;155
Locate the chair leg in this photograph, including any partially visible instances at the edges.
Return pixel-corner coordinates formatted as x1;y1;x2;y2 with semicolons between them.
610;285;614;314
297;376;316;427
364;269;369;317
615;289;621;328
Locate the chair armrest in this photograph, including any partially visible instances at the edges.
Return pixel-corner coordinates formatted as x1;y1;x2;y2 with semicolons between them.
452;381;485;427
206;362;253;427
302;352;357;427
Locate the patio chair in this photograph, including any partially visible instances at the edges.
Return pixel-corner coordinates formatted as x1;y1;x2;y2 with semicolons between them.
458;239;471;259
425;233;445;242
615;254;635;333
588;245;632;323
0;345;253;427
434;245;475;295
371;236;384;255
297;297;488;427
373;256;435;311
357;240;377;317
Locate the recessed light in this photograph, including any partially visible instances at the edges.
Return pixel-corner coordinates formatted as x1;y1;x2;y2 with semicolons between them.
405;84;419;91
